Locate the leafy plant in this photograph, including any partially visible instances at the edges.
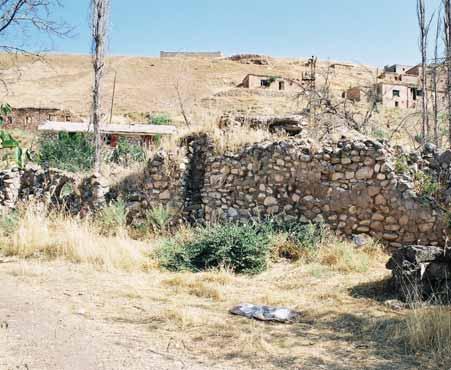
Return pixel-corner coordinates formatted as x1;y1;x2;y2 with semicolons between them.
149;114;171;125
38;132;95;172
144;205;173;233
97;199;128;235
156;223;271;274
108;138;146;165
414;171;440;197
263;219;327;259
0;210;19;237
0;104;29;168
394;155;410;175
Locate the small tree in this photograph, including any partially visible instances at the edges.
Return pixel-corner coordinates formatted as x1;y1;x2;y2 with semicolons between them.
417;0;432;142
444;0;451;146
91;0;110;172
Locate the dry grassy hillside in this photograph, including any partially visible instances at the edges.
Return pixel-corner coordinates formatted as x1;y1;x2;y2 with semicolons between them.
0;53;378;122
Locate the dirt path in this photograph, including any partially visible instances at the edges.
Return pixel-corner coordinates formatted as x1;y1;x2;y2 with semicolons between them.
0;262;227;370
0;259;426;370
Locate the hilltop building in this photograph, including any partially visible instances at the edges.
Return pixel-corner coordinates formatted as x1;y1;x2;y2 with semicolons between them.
239;74;303;91
344;63;446;109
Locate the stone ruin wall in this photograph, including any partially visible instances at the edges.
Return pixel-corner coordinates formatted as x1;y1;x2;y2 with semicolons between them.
0;166;109;213
140;135;448;247
0;134;448;248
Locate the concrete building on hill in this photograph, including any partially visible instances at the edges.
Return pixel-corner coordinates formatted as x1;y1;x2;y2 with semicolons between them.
344;62;446;110
239;74;303;92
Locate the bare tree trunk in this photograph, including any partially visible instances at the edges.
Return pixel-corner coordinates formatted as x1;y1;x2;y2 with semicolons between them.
444;0;451;146
91;0;110;172
418;0;430;143
432;11;441;147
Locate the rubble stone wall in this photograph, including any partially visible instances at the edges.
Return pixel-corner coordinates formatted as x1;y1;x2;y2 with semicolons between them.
0;167;109;213
0;135;448;247
141;135;448;247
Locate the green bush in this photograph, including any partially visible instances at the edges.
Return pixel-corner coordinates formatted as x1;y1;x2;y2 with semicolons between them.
108;138;146;165
262;219;327;257
144;205;173;233
97;199;128;234
156;223;271;274
0;210;19;237
155;220;328;274
394;155;410;175
414;171;440;197
38;133;94;172
149;114;171;125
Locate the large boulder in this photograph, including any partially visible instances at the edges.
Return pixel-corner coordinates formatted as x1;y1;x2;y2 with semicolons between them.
387;245;451;303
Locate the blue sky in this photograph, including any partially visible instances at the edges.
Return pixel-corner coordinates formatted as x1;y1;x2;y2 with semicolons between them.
50;0;442;67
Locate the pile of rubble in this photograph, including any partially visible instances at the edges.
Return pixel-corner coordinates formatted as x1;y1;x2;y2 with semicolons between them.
228;54;272;65
219;113;307;135
387;244;451;303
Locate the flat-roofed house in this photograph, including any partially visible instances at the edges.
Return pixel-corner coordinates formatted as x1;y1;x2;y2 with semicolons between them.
239;74;303;91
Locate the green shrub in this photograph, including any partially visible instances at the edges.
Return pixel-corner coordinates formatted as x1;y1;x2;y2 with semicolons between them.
149;114;171;125
0;210;19;237
156;223;271;274
38;133;94;172
144;205;173;233
414;171;440;197
394;155;410;175
108;138;146;165
263;220;327;258
97;199;128;234
371;128;388;140
156;220;329;274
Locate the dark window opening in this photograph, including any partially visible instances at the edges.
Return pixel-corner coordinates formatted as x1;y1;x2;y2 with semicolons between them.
417;89;423;97
279;81;285;91
395;101;399;108
65;115;71;122
411;88;417;101
261;79;271;87
393;90;400;97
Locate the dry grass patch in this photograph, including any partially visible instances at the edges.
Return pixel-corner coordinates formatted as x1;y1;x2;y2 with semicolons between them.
162;274;226;301
393;306;451;363
0;205;153;272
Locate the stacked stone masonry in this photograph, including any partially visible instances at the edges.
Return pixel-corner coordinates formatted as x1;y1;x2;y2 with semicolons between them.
139;135;448;247
0;135;448;247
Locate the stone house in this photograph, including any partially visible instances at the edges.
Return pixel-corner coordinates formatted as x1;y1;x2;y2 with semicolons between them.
5;107;79;130
239;74;303;91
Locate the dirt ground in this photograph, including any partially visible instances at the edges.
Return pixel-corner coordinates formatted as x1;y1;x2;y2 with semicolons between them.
0;258;434;370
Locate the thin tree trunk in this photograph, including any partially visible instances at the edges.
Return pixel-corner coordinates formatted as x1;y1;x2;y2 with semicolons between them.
91;0;110;172
445;0;451;146
432;12;441;147
418;0;430;142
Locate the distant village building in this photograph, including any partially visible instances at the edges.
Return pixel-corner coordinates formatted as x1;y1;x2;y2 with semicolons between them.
330;63;354;71
344;63;446;109
38;121;176;148
383;64;413;74
160;51;223;58
5;107;79;130
239;74;303;91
